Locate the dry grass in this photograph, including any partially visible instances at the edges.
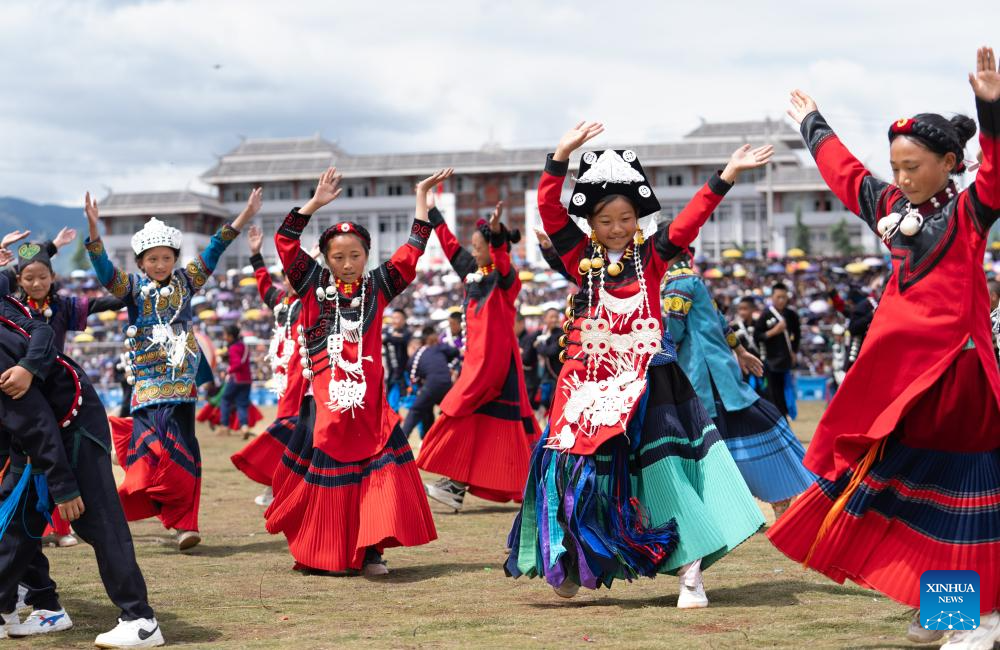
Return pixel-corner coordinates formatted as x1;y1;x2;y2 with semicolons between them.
26;402;922;649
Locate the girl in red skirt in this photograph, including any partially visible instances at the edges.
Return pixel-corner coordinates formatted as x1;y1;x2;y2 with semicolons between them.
419;200;541;511
768;48;1000;649
231;224;306;507
265;168;445;576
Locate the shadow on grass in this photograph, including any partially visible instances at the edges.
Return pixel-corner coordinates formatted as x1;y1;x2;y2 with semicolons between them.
528;579;865;610
53;597;222;646
176;539;291;558
381;561;490;584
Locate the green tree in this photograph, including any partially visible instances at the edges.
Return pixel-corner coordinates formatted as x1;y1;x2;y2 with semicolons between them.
71;237;89;271
831;218;859;257
793;204;811;254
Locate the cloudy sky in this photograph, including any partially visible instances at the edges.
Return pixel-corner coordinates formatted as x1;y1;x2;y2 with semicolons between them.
3;0;999;205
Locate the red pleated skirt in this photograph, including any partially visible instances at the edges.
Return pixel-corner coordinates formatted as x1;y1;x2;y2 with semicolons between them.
109;403;202;532
231;416;297;486
265;398;437;572
768;349;1000;612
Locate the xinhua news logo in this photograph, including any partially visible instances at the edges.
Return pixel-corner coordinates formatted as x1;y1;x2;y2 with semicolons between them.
920;570;980;631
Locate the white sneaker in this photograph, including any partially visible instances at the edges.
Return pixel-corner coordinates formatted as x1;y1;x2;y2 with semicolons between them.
6;608;72;636
905;610;944;643
56;534;79;548
176;529;201;551
941;611;1000;650
362;562;389;578
0;611;19;639
94;617;165;648
15;584;27;610
677;559;709;609
254;487;274;507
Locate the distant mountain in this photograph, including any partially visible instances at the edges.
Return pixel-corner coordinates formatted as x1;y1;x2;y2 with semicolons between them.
0;197;84;275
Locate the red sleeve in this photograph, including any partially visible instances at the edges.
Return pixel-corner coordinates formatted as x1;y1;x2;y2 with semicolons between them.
800;112;891;232
374;219;432;303
251;253;285;308
490;235;520;294
428;208;477;278
537;157;588;283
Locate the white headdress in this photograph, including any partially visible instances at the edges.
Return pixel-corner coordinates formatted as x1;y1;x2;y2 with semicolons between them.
131;217;182;256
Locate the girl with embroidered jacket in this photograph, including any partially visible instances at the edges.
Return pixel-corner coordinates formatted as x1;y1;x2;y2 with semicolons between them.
231;224;306;507
506;122;771;607
264;167;446;576
83;188;261;552
767;48;1000;648
418;198;542;511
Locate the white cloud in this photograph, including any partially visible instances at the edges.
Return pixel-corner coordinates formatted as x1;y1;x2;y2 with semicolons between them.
1;0;997;204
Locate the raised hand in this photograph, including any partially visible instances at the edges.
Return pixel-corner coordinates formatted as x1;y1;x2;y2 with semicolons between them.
53;226;77;249
84;192;101;240
0;248;13;267
787;89;818;125
534;228;553;250
1;230;30;250
302;168;343;215
489;202;504;233
969;46;1000;102
247;224;264;255
554;121;605;161
721;144;775;183
233;187;263;230
415;168;454;222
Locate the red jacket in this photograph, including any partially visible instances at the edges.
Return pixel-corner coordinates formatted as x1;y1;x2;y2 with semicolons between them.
252;254;307;419
227;340;252;384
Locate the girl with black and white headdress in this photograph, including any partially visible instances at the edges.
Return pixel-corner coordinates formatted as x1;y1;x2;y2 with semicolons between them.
84;188;261;552
506;121;772;606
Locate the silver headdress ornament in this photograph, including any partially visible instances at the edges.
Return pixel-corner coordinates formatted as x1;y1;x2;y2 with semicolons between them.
575;150;646;185
131;217;183;256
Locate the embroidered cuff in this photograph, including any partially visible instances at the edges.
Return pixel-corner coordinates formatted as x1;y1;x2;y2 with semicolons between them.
544;154;569;177
490;228;507;248
219;224;240;242
250;253;267;271
708;172;733;197
408;219;432;252
85;238;105;255
278;209;311;239
726;331;739;349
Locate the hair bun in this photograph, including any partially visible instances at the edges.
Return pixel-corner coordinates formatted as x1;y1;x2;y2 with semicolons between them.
950;114;977;147
507;228;522;244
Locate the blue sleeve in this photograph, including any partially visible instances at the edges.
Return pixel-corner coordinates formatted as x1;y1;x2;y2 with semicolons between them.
85;238;134;300
663;280;691;345
182;224;240;294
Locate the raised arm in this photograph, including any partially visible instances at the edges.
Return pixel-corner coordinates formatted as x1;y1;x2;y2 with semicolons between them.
535;228;574;283
967;46;1000;232
278;169;344;295
183;188;259;293
788;90;890;232
247;224;285;308
83;192;136;301
487;202;520;292
427;202;477;278
654;144;773;263
375;169;451;303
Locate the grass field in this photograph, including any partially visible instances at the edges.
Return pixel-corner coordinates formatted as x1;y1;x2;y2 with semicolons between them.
22;401;928;649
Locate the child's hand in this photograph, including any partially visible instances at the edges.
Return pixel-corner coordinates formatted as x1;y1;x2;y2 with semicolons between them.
247;224;264;255
0;365;34;399
2;230;31;250
0;248;13;267
489;202;503;233
58;496;86;522
787;89;818;125
53;227;78;249
555;121;604;161
721;144;775;183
